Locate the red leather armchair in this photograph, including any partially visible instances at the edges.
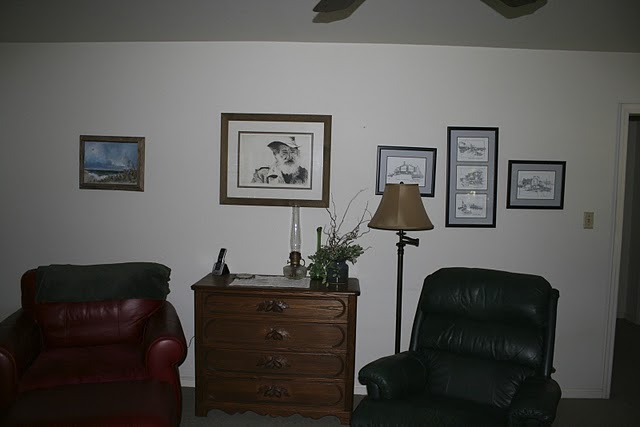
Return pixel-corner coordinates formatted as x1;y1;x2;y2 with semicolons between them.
0;264;188;426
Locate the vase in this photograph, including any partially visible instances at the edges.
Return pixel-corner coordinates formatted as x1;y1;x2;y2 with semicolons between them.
326;260;348;285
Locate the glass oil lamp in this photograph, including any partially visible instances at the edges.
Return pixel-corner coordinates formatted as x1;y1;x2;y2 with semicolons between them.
283;206;307;279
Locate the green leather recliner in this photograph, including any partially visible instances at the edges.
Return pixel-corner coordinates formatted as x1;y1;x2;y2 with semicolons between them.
352;267;561;427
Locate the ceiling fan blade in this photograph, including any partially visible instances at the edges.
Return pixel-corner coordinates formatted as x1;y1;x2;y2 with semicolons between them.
313;0;357;13
498;0;539;6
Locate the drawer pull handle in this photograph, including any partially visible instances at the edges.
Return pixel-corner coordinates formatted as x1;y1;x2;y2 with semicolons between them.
257;355;290;369
258;385;290;398
257;300;289;313
265;328;289;341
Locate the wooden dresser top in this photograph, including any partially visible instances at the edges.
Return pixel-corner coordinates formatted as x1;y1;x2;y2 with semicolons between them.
191;273;360;296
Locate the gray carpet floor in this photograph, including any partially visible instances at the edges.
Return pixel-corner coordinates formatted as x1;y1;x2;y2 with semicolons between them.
180;319;640;426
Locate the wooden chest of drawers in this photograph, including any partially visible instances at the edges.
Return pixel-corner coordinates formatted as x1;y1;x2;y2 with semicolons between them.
191;274;360;425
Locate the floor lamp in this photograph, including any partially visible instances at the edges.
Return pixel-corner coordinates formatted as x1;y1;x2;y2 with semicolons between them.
368;183;434;354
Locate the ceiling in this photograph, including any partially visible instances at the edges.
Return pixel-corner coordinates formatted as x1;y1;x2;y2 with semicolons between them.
1;0;639;53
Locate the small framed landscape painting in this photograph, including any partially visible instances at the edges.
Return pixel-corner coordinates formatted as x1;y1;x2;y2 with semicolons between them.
79;135;145;191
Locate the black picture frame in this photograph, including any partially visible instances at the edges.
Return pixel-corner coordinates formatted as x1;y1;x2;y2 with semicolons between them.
220;113;332;207
507;160;566;209
375;145;437;197
446;126;499;227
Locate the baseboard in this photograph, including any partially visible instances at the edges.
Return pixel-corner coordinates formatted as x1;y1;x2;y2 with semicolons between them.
354;384;367;396
181;376;195;388
557;388;606;399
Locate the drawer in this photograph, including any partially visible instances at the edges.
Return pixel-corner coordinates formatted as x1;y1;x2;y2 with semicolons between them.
202;293;349;321
204;348;347;378
202;318;348;351
204;377;345;408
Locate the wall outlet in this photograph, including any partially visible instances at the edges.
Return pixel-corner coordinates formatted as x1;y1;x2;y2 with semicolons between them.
583;212;594;229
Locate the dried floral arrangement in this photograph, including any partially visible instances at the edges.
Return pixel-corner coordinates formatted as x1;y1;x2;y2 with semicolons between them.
308;190;372;282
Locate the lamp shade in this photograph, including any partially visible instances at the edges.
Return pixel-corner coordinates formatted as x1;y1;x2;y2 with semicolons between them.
368;184;434;231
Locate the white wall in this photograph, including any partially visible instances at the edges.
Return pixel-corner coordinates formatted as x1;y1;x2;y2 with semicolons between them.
1;42;639;398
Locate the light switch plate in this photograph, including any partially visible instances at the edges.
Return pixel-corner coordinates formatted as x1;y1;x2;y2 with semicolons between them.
583;212;594;229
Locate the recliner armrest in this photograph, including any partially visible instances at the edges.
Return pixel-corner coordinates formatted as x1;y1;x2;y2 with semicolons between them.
143;301;187;384
508;376;562;426
0;309;42;413
358;351;427;400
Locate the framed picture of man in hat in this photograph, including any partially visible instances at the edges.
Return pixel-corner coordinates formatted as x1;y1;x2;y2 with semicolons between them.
220;113;332;207
242;134;311;187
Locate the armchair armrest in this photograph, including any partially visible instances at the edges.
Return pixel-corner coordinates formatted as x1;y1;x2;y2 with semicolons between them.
508;376;562;426
143;301;187;386
0;309;42;413
358;351;427;400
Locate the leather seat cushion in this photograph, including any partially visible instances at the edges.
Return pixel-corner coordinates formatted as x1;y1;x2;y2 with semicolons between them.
19;344;147;392
421;349;534;409
352;392;508;427
4;380;177;427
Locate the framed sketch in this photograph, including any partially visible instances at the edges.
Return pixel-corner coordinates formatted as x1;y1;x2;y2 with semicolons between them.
220;113;331;207
375;146;437;197
446;127;498;227
79;135;145;191
507;160;566;209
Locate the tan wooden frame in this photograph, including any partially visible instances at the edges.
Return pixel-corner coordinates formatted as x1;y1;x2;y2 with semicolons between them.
79;135;145;192
220;113;331;207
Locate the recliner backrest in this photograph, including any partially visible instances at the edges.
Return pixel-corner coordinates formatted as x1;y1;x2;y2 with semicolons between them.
409;267;558;409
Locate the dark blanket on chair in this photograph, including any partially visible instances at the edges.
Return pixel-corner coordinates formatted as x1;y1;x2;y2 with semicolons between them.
35;262;171;302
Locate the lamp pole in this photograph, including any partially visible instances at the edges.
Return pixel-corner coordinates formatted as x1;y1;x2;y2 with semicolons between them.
368;183;433;355
395;230;420;354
